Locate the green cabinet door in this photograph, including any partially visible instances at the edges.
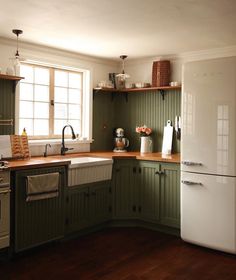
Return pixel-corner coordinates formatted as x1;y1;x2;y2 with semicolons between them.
160;163;180;228
0;80;15;134
89;181;112;226
139;161;160;222
112;160;138;219
66;185;90;233
66;181;112;234
14;166;66;252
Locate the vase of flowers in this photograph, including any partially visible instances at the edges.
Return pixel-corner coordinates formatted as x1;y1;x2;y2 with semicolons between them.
136;125;153;153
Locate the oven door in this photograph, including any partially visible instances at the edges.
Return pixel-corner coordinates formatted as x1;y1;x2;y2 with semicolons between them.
0;187;10;249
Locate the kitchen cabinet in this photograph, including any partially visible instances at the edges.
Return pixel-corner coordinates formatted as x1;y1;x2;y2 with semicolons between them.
160;163;180;228
139;161;160;222
66;180;112;234
112;159;180;229
0;74;24;135
13;165;66;253
112;160;139;219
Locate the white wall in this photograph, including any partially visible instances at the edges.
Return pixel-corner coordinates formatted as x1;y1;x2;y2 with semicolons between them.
123;46;236;86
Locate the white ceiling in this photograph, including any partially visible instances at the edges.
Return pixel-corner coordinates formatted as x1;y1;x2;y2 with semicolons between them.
0;0;235;60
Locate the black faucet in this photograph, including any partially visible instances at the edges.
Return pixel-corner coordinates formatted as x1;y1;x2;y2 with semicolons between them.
61;125;76;155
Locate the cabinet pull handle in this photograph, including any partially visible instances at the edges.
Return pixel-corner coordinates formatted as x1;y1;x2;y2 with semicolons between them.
181;161;202;166
84;192;89;197
139;167;141;174
155;171;164;175
181;180;202;186
133;167;136;173
138;206;142;213
132;205;136;212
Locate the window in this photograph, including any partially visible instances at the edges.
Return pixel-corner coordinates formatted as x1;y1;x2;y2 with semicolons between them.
18;64;86;138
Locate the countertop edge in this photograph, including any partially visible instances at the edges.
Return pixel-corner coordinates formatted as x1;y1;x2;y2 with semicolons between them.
7;152;180;170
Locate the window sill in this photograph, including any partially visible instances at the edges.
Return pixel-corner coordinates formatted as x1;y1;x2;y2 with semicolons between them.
29;138;93;146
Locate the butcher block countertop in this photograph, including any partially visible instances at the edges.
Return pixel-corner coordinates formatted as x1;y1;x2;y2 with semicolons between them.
7;152;180;170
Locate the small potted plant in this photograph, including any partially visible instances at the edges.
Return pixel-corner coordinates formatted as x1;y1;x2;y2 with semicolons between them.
136;125;153;153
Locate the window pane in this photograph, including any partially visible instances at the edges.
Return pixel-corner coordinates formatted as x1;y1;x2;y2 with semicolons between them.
69;73;81;89
55;70;68;87
19;119;33;136
54;119;67;135
35;67;49;85
19;101;33;118
34;102;49;118
20;65;33;83
34;119;49;135
68;120;81;135
54;87;67;103
35;85;49;102
69;89;81;104
20;83;33;100
69;104;80;119
54;103;67;119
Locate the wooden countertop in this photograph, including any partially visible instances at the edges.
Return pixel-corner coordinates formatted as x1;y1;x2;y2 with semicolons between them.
7;152;180;170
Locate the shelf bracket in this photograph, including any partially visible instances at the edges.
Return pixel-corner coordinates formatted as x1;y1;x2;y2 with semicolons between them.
159;89;165;100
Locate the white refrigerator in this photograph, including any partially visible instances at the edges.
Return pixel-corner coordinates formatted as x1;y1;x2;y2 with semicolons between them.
181;56;236;254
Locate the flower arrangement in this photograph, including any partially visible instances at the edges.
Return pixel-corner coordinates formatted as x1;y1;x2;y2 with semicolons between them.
136;125;152;137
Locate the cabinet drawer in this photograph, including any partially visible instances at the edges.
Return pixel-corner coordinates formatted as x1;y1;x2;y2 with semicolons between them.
0;171;10;185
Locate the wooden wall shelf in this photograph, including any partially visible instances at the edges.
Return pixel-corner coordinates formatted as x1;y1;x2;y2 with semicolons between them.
0;73;24;81
93;85;181;101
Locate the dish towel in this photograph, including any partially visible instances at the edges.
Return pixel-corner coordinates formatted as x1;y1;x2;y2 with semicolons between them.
26;172;59;202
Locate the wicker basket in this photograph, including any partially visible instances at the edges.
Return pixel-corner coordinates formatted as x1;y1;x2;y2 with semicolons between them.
152;60;170;87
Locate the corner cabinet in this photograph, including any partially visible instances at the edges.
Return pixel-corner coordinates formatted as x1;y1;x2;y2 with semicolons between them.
12;165;66;253
65;180;112;234
0;74;24;135
112;159;180;230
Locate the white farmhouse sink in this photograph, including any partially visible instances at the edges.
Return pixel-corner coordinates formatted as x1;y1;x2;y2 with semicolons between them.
69;157;113;168
67;157;113;187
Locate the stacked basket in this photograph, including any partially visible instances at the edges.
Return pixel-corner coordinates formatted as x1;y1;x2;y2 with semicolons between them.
152;60;170;87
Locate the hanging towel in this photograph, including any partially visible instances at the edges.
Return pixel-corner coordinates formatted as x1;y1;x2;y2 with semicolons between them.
26;172;59;202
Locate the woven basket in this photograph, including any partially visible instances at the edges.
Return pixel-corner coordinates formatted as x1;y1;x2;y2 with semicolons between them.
152;60;170;87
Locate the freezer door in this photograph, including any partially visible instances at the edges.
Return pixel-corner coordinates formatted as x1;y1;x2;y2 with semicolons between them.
181;171;236;253
181;57;236;176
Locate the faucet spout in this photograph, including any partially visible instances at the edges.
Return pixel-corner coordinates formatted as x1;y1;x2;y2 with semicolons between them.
43;143;51;157
61;125;76;155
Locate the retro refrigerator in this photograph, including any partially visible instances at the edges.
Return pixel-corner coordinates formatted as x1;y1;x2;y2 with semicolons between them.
181;56;236;253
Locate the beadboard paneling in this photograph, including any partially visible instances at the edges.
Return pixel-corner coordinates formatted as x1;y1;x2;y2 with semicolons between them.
92;90;181;152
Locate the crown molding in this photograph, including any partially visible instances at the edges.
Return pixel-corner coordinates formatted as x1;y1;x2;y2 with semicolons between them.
0;37;118;67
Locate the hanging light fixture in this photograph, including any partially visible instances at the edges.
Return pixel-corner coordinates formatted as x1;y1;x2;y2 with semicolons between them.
12;29;23;67
116;55;130;81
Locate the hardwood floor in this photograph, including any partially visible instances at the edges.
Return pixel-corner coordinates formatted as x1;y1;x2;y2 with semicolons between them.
1;227;236;280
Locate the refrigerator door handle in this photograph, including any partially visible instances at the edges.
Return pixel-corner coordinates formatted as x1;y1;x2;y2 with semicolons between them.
181;161;202;166
181;180;203;186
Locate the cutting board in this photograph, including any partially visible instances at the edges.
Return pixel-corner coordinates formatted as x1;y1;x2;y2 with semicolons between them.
0;135;30;159
162;120;173;155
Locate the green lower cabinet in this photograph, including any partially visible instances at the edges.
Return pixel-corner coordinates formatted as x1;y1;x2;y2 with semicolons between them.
66;186;90;233
112;160;139;219
89;182;112;225
139;161;160;222
112;159;180;230
66;181;111;234
160;163;180;228
13;166;66;253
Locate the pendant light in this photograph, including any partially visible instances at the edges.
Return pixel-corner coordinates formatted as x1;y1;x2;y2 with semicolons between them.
12;29;23;67
116;55;130;81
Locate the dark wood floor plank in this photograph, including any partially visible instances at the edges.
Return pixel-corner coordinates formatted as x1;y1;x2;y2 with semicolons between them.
0;227;236;280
